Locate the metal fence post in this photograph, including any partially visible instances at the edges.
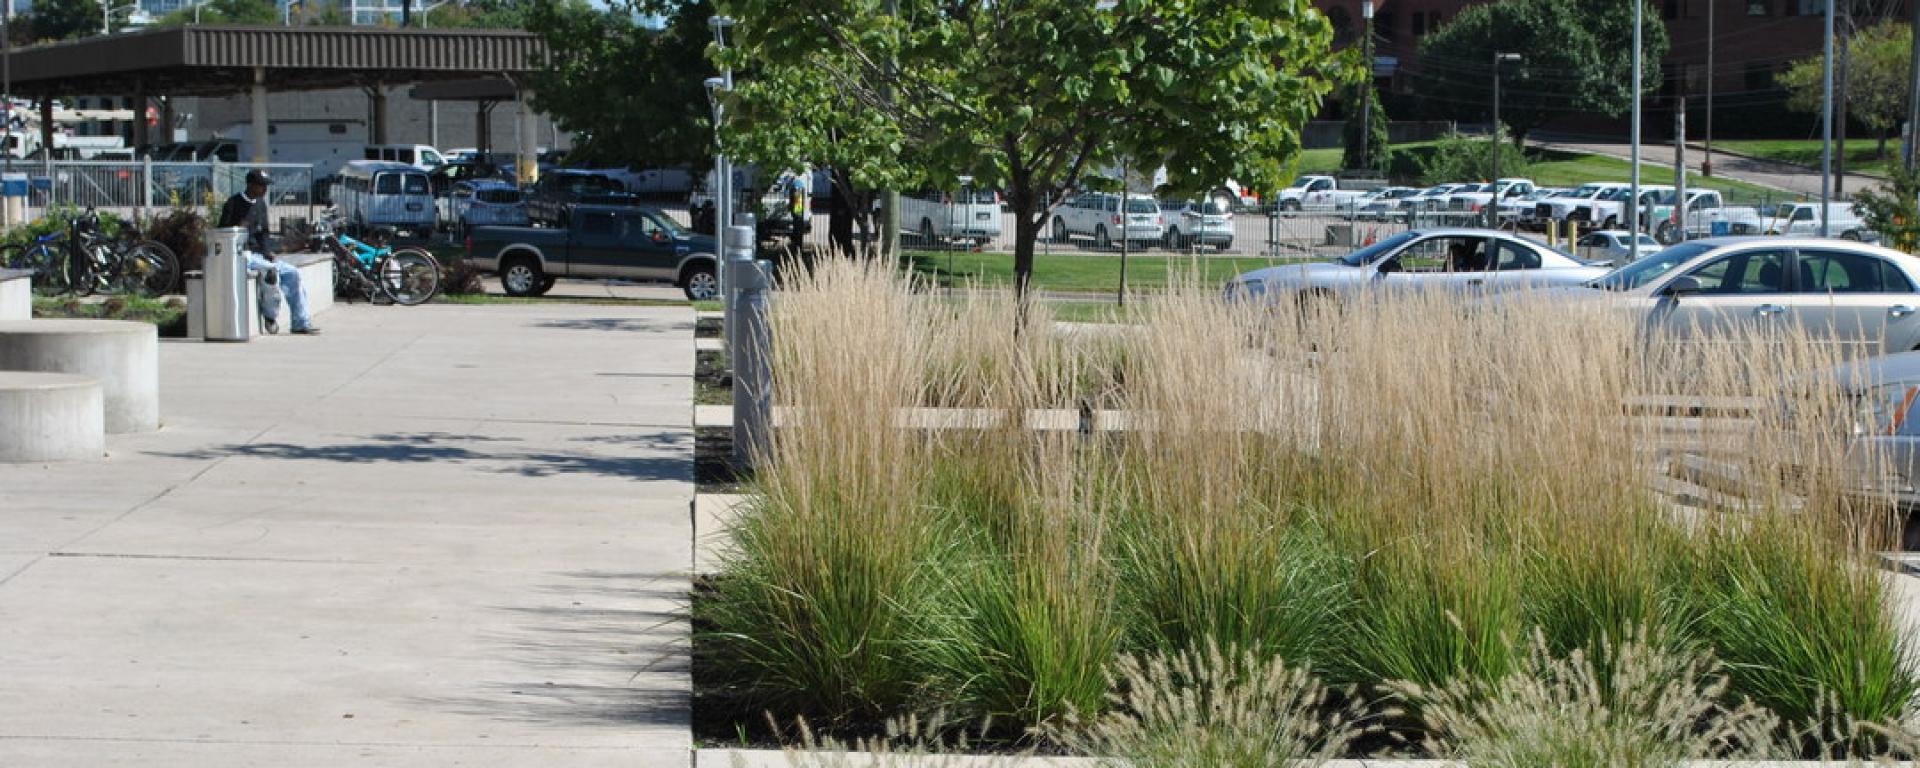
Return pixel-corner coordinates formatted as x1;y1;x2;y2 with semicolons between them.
139;156;152;221
727;223;772;469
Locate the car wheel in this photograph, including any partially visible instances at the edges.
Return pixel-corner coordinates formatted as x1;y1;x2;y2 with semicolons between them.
501;256;544;298
1095;224;1111;250
1601;216;1618;230
1164;228;1183;250
1052;217;1070;243
1841;229;1864;241
1281;200;1301;212
681;262;720;301
533;276;556;297
1655;220;1679;245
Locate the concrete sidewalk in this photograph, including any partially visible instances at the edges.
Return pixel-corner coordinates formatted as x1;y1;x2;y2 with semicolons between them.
0;302;695;765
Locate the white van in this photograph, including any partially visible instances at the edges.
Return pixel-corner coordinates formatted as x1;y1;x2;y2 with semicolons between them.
332;160;435;239
901;187;1003;246
364;144;447;172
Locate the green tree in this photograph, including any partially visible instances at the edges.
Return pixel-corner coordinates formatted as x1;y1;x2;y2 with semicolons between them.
1343;84;1390;174
424;0;528;29
1780;20;1911;158
1415;0;1667;147
1417;129;1529;186
720;0;1346;296
156;0;279;25
1854;162;1920;252
522;0;714;170
23;0;108;41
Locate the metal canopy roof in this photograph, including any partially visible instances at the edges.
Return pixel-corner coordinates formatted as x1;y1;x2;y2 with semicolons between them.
7;25;545;97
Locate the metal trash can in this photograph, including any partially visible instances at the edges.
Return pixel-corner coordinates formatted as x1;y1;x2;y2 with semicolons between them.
204;226;251;342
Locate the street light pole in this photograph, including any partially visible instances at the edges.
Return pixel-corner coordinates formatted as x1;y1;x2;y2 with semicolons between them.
1630;0;1643;264
1703;0;1714;177
1491;51;1520;229
709;15;736;299
1359;1;1375;171
1821;0;1834;238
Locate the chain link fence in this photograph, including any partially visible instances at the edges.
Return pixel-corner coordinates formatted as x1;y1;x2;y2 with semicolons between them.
18;161;316;232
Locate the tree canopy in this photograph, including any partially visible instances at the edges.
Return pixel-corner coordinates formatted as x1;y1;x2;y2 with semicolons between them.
1780;20;1911;156
155;0;279;27
522;0;715;170
719;0;1347;294
1415;0;1668;145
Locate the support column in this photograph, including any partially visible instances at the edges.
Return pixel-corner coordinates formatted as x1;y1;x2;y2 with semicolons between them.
517;93;537;186
366;84;387;145
38;96;51;160
250;67;269;164
475;101;492;160
130;81;148;152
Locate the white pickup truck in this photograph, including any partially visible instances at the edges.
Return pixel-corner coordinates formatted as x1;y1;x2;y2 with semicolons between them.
1648;190;1763;244
1447;178;1537;214
1758;201;1877;241
1276;175;1373;212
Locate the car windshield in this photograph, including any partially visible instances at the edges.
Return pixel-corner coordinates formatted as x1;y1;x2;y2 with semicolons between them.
1338;231;1420;267
1421;186;1448;195
1126;198;1158;214
1290;176;1315;188
650;214;685;236
1568;184;1604;198
1590;242;1715;291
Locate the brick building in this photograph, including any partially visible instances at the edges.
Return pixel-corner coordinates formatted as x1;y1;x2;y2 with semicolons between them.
1314;0;1914;138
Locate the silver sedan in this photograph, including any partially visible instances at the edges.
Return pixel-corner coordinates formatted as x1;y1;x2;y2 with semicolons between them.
1579;237;1920;355
1225;228;1610;303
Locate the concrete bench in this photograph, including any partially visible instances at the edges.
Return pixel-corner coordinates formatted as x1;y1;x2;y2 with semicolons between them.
0;318;159;433
183;251;334;339
0;268;30;322
0;371;103;462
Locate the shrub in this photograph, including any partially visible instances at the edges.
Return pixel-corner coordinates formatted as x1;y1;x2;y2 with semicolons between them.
1397;630;1782;767
1418;129;1529;185
1056;641;1366;767
143;207;207;276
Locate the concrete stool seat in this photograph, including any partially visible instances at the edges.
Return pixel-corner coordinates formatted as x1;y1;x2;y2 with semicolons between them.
0;268;30;321
0;319;158;433
0;371;103;462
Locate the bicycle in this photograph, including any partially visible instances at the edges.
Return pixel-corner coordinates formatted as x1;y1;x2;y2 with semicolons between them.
3;209;178;298
310;215;441;306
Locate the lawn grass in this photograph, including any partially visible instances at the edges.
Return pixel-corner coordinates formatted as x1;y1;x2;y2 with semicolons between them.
1718;138;1902;178
904;250;1308;295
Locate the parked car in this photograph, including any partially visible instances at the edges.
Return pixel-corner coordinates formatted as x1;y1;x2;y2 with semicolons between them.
1052;192;1165;250
1801;351;1920;538
1161;198;1234;251
1505;187;1568;228
465;203;720;300
1575;230;1664;265
901;187;1004;246
1567;185;1673;231
1224;228;1610;304
447;180;529;237
1448;178;1537;214
1580;237;1920;354
525;170;636;227
1402;183;1478;214
1535;183;1630;226
1356;187;1420;221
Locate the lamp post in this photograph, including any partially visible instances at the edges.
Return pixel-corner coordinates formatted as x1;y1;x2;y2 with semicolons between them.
1703;0;1714;177
1359;1;1375;172
1490;52;1520;229
1629;0;1643;263
709;15;736;280
1820;0;1834;237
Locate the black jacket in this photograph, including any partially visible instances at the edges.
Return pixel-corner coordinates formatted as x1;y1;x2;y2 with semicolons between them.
217;192;273;257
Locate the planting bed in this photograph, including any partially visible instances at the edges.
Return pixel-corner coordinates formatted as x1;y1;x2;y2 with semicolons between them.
692;260;1920;763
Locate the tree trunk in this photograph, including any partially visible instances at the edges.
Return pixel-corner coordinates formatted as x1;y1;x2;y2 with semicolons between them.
1010;190;1038;300
828;182;855;257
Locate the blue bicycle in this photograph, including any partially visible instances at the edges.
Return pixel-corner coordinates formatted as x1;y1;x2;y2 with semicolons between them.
310;215;440;306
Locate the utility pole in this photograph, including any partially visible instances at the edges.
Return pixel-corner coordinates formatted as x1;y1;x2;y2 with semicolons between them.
879;0;900;259
1908;0;1920;172
1675;95;1687;245
1822;0;1836;237
1703;0;1715;177
1359;1;1375;171
1836;0;1850;197
4;0;12;176
1491;52;1521;229
1630;0;1643;263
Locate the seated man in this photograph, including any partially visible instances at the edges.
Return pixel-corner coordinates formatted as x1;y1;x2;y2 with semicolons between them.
218;170;318;335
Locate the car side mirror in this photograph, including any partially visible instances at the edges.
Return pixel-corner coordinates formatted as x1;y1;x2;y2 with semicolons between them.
1664;276;1702;297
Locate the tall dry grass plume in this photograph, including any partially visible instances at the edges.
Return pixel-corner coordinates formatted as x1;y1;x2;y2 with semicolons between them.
704;254;1918;753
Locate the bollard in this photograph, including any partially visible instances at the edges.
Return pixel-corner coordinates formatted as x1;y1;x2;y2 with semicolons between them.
1546;220;1558;249
727;224;773;469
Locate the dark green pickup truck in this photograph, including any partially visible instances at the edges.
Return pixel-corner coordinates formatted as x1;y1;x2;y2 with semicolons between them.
466;203;721;300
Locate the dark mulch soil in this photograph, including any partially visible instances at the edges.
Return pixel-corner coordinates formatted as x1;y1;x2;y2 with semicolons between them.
695;427;751;493
696;349;732;406
697;316;723;339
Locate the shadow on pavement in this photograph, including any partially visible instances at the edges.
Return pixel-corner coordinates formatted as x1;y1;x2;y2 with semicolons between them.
151;431;693;483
